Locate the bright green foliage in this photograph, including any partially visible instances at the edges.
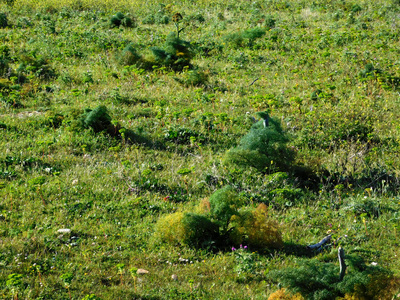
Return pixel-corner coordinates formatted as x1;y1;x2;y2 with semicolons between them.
269;256;400;300
81;294;102;300
60;272;74;288
6;273;23;287
224;118;295;172
150;32;194;71
208;185;240;231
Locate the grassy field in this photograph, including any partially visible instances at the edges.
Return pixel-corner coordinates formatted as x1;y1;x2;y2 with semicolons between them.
1;0;400;299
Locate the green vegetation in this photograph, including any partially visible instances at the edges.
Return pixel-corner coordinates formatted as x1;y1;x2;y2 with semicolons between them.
1;0;400;299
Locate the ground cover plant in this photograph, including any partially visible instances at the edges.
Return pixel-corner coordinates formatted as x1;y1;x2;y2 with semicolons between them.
1;0;400;298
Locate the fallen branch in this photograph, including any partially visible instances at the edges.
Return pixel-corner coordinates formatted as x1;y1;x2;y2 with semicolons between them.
338;247;346;281
249;78;259;86
307;235;332;251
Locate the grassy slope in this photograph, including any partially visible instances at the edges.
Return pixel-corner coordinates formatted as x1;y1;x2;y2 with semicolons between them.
1;0;400;298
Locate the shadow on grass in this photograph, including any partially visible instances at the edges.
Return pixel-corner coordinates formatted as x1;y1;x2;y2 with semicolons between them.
124;129;166;150
280;242;314;258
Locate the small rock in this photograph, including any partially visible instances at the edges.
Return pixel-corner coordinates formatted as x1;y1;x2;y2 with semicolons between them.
137;269;149;275
57;229;71;234
171;274;178;281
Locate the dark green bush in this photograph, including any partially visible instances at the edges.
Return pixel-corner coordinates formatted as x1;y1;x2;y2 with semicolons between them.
181;213;219;248
224;118;295;172
150;32;194;71
110;12;135;28
269;256;400;300
0;12;8;28
83;106;113;133
0;45;10;77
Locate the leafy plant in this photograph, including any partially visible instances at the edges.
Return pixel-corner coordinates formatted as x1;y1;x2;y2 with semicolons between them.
17;51;56;80
6;273;23;300
232;245;256;276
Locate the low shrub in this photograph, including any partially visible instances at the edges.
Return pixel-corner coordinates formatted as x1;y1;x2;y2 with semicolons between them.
150;32;194;71
118;44;144;67
224;27;266;48
156;187;282;250
224;117;295;172
269;256;400;300
230;204;283;249
110;12;135;28
155;212;219;248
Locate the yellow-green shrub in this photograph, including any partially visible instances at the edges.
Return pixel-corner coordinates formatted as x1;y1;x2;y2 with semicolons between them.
155;212;219;248
154;212;186;245
232;204;283;249
268;288;304;300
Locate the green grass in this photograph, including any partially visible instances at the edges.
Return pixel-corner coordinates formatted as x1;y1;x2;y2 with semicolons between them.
1;0;400;299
